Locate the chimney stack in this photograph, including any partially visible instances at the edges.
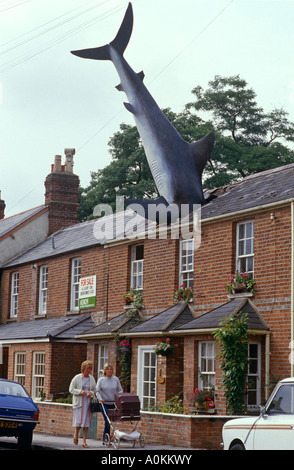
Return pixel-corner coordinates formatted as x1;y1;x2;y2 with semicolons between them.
45;149;80;235
0;191;6;220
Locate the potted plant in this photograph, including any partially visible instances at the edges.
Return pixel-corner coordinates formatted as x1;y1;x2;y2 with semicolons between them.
192;387;215;412
122;287;143;308
173;284;193;303
224;271;255;294
153;337;175;356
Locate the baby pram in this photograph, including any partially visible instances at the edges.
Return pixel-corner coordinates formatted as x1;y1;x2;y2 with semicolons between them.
101;392;145;449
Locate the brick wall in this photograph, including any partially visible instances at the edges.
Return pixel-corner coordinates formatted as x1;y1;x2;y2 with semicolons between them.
36;401;230;449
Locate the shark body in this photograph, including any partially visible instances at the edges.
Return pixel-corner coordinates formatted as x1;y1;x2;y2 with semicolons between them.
71;3;214;210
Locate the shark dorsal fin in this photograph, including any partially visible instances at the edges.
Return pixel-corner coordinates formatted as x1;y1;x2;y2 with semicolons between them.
190;132;214;174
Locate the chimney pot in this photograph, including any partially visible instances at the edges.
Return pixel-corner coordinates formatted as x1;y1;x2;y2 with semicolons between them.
53;155;62;172
64;148;75;174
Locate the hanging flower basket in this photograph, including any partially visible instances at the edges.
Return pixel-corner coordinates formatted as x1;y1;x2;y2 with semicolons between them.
224;271;255;294
173;285;193;303
153;338;175;356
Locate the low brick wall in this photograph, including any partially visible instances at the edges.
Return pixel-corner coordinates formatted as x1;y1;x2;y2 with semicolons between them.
36;402;235;449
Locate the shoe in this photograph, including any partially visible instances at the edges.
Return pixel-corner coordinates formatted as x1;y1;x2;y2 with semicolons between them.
82;442;89;448
73;436;78;445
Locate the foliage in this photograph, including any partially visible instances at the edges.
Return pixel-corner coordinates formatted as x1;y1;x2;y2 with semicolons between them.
160;395;188;415
212;312;249;415
224;271;256;294
116;337;132;390
122;287;144;309
153;337;175;356
192;387;215;409
173;284;193;303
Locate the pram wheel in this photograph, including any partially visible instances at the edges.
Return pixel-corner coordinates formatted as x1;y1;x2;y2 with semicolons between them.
139;436;145;447
104;433;111;447
113;436;120;449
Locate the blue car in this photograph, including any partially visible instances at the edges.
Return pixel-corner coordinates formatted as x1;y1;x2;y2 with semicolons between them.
0;379;39;448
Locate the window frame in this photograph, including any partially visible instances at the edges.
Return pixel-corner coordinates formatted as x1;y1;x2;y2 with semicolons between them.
14;352;26;386
131;245;144;290
32;351;46;400
236;220;254;276
38;265;48;315
10;271;19;318
137;345;157;410
179;238;194;290
97;344;108;378
198;341;215;390
70;257;81;311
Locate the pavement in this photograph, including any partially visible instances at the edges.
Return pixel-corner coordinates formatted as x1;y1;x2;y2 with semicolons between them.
30;431;195;451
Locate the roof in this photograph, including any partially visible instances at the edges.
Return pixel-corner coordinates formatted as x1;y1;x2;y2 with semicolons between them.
4;209;152;268
173;299;269;332
122;302;195;336
4;163;294;268
0;313;96;343
202;163;294;220
0;205;47;240
77;310;144;338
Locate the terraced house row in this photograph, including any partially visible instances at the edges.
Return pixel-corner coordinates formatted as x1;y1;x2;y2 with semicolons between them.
1;151;294;446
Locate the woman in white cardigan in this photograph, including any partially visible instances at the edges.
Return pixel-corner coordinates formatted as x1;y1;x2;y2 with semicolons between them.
69;360;96;448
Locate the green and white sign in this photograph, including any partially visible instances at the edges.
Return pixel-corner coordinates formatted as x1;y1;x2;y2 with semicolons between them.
79;275;96;310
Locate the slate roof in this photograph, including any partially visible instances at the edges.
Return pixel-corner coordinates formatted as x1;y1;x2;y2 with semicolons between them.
77;310;144;338
202;163;294;220
4;209;152;267
122;302;195;336
173;299;269;332
0;205;47;239
0;313;96;342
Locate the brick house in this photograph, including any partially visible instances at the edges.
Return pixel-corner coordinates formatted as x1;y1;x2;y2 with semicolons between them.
1;161;294;444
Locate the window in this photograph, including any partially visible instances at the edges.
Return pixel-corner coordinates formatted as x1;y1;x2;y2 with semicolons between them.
38;265;48;315
245;342;261;409
131;245;144;290
10;272;19;318
137;346;156;410
98;345;108;378
70;257;81;311
179;238;194;289
14;353;26;386
236;221;254;276
32;352;45;399
198;341;215;390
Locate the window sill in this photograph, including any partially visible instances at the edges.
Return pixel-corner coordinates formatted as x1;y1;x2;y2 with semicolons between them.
228;292;254;299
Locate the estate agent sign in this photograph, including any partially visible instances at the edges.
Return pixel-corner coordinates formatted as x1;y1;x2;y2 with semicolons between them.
79;275;96;310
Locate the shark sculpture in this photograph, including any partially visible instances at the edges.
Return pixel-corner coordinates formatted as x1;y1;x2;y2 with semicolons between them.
71;2;214;214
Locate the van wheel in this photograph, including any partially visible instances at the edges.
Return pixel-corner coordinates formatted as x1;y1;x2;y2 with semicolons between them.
230;442;245;450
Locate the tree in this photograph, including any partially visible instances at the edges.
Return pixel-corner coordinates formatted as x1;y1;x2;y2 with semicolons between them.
187;75;294;186
212;312;249;415
79;75;294;220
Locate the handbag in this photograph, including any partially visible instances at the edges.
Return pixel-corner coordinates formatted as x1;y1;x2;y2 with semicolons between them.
89;398;100;413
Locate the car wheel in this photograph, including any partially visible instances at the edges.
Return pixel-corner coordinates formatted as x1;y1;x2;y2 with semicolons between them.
230;442;245;450
18;431;33;449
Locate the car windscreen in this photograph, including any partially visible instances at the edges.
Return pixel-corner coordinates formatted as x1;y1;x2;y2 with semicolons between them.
0;381;28;398
267;384;294;415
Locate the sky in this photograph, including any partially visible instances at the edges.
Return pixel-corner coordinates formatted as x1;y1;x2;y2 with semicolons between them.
0;0;294;217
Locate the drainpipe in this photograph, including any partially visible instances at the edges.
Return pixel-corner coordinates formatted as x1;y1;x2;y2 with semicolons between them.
291;201;294;377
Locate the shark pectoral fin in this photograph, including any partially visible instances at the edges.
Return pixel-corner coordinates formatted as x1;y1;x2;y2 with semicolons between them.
137;70;145;81
124;102;135;114
116;83;124;92
190;131;214;174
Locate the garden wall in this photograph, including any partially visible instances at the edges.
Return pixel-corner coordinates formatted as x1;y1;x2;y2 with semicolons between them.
36;402;234;449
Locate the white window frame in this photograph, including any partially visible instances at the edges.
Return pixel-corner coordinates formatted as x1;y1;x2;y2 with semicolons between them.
32;352;46;400
236;221;254;276
198;341;215;390
10;271;19;318
38;265;48;315
131;245;144;290
70;257;81;311
246;342;261;410
14;352;26;386
179;238;194;290
98;345;108;378
137;345;157;410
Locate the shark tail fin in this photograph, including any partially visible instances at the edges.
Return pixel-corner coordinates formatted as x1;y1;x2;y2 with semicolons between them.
190;132;214;175
71;3;133;60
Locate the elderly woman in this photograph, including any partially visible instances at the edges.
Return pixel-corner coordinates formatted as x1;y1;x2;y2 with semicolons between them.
96;363;123;444
69;360;96;448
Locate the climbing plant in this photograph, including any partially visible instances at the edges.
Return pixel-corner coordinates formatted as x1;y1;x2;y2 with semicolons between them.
213;312;249;415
